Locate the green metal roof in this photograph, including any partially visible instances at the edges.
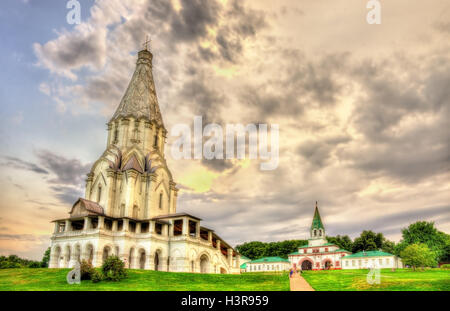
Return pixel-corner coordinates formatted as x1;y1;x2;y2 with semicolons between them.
342;251;394;259
311;203;324;230
248;256;290;263
240;263;247;269
298;242;334;249
334;248;351;253
289;246;350;255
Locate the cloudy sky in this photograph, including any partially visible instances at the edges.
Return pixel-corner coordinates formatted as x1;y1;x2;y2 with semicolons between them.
0;0;449;260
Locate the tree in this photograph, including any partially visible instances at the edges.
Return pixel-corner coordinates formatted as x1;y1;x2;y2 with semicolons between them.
400;243;437;270
352;231;383;253
236;241;266;260
41;247;51;268
326;235;353;251
236;239;308;260
395;221;449;262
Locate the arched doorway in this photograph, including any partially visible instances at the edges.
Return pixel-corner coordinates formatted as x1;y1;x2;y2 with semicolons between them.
103;246;111;264
139;250;146;269
64;245;71;268
324;260;332;270
128;248;135;269
74;244;81;264
154;252;160;271
85;244;94;264
200;254;209;273
301;260;313;270
53;246;62;268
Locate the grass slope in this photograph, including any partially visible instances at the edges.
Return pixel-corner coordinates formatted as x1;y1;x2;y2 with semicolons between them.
302;268;450;291
0;269;290;291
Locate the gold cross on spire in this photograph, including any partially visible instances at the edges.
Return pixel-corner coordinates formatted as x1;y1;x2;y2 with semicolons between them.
142;35;151;51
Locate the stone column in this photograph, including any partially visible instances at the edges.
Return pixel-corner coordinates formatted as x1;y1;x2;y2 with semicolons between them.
208;231;212;244
54;222;59;234
227;249;233;267
83;216;91;231
85;173;94;199
235;254;241;268
65;219;71;232
149;221;155;234
112;220;118;231
196;222;201;239
136;222;141;234
98;216;105;230
123;219;129;232
182;218;188;236
105;169;116;215
217;240;221;250
165;224;170;236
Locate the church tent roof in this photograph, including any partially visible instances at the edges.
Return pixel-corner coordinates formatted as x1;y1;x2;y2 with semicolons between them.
311;201;324;230
110;49;164;128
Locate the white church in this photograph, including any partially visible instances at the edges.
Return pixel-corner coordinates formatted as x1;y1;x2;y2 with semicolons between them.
48;47;241;274
289;203;402;270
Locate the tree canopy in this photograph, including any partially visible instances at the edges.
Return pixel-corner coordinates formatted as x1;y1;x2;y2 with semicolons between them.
400;243;437;270
395;221;450;262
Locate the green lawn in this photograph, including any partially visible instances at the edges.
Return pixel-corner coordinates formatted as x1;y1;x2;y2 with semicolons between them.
0;269;290;291
302;268;450;291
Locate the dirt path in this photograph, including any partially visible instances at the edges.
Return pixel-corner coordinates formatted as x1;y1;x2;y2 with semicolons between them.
289;273;315;291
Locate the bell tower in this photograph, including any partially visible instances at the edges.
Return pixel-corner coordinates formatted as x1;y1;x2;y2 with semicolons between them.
308;202;328;246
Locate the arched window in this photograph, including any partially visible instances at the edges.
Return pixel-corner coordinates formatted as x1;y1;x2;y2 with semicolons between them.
133;205;138;219
113;128;119;143
154;134;158;149
313;229;317;237
159;193;163;209
97;185;102;203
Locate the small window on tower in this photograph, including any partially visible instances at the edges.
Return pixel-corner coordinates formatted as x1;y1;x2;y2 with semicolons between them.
159;193;163;209
97;185;102;203
154;134;158;148
113;128;118;143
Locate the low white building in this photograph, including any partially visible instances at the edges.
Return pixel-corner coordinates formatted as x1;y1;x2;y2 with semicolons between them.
245;257;291;272
342;251;403;269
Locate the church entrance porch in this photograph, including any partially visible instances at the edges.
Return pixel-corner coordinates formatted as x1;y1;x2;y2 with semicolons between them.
324;259;333;270
154;252;160;271
139;249;146;269
301;260;312;271
200;255;209;273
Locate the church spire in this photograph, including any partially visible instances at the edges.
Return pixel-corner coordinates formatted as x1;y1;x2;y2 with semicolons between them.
110;47;164;128
311;201;324;231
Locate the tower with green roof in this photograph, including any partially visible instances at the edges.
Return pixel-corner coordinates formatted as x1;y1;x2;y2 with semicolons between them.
309;201;327;246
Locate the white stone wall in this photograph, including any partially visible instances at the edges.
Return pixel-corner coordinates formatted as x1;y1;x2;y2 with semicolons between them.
245;262;290;272
49;228;239;274
342;256;403;269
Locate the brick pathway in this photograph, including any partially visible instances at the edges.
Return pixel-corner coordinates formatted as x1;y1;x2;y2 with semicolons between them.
289;273;315;291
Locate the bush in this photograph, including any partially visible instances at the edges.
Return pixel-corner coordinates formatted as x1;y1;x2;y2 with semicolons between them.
101;256;127;281
91;270;103;283
440;264;450;269
28;261;41;268
80;260;95;280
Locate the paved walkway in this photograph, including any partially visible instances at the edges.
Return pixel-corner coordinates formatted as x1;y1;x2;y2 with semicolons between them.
289;273;315;291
